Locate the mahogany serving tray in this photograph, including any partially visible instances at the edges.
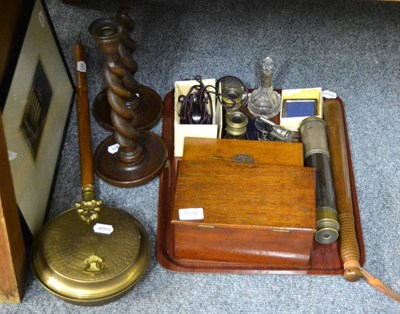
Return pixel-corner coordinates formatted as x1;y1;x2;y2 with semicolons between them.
156;91;365;274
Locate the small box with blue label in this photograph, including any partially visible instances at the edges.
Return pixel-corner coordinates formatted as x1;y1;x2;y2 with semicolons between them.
280;88;322;131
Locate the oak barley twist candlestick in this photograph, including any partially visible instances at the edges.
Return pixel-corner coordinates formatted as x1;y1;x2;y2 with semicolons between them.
89;18;167;187
91;12;163;132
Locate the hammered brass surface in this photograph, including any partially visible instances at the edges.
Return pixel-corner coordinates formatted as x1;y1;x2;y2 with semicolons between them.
32;205;150;305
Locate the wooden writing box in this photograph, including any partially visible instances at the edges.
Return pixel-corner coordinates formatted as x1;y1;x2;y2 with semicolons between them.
171;138;317;269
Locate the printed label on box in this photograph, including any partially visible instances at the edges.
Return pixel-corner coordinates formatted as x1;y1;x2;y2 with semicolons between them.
179;208;204;221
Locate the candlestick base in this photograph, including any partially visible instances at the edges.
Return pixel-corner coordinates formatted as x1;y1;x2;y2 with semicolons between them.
94;131;168;187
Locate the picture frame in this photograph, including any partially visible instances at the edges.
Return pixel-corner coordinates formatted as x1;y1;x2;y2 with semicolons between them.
1;0;74;302
1;0;74;237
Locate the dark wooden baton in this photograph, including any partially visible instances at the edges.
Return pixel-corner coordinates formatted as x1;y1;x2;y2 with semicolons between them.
324;98;399;301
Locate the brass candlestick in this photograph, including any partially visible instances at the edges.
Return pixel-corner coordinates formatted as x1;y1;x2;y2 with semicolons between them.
89;18;167;187
91;11;163;132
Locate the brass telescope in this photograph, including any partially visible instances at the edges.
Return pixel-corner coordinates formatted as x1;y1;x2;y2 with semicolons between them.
300;116;340;244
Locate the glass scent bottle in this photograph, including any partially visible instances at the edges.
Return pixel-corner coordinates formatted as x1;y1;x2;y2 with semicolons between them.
247;57;281;118
224;111;248;139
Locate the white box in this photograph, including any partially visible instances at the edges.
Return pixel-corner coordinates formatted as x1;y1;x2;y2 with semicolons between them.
174;79;222;157
279;87;323;131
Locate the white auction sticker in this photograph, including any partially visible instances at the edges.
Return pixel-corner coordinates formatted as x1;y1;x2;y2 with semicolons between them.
8;150;17;161
93;223;114;235
108;143;120;154
77;61;87;73
178;208;204;221
322;90;337;99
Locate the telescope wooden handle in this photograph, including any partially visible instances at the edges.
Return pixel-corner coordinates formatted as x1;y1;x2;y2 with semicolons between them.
73;39;94;189
324;99;362;281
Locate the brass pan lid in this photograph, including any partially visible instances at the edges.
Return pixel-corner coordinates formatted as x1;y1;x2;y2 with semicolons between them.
32;203;150;306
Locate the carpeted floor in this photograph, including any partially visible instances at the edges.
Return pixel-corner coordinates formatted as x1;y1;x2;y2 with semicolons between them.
1;0;399;312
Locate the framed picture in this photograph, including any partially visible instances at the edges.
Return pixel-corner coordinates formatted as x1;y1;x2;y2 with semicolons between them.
1;0;74;237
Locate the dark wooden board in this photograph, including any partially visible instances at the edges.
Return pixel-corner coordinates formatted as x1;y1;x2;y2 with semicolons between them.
0;0;34;303
156;91;365;274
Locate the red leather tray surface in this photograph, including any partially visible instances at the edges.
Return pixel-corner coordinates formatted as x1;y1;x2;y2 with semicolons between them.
156;91;365;274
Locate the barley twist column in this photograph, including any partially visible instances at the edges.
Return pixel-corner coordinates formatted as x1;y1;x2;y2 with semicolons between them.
89;18;167;187
92;8;163;132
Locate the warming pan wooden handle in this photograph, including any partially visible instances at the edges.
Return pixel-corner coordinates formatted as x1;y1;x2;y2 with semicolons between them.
73;37;94;191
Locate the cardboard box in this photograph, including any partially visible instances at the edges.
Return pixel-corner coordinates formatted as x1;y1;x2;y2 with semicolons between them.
173;79;222;157
280;87;323;131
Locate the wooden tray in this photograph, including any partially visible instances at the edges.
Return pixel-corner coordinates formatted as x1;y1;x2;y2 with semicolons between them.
156;91;365;274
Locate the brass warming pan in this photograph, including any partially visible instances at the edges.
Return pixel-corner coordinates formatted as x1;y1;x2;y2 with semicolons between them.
31;38;150;306
31;206;150;305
